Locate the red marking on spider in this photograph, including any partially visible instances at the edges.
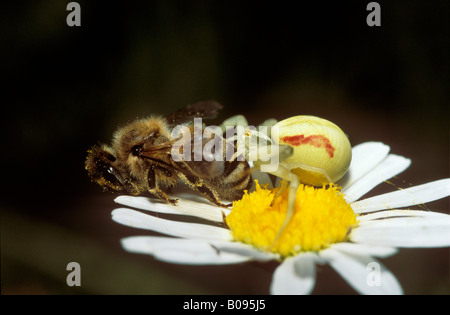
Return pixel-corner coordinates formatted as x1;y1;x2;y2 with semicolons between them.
281;135;335;158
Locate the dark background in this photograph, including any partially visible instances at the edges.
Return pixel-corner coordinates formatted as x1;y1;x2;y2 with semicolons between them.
2;1;449;294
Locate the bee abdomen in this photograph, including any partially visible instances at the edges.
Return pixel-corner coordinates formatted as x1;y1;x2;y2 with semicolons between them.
212;160;252;201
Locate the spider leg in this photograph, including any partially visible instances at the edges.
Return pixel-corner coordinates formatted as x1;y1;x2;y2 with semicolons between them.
266;164;299;248
219;115;249;133
270;179;289;206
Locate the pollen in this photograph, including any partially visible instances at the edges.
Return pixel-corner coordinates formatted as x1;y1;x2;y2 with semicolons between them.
226;181;357;257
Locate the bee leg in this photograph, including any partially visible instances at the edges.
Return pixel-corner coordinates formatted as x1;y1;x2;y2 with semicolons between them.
197;184;233;208
178;173;231;208
147;164;178;205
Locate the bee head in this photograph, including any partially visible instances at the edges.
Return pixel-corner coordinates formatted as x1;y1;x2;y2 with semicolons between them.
111;117;170;179
85;145;125;193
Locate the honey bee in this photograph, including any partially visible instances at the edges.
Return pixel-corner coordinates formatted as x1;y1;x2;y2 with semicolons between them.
85;101;252;207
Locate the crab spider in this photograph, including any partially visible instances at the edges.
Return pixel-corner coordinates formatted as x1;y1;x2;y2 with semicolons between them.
220;114;352;247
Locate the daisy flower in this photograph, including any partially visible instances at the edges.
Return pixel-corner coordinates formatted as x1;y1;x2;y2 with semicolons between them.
112;142;450;294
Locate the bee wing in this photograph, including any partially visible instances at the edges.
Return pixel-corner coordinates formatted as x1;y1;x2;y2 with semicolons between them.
165;100;223;126
138;132;226;179
177;159;225;179
172;132;227;179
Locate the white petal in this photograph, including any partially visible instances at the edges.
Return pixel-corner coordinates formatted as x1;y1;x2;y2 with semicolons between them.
121;236;250;265
114;195;229;222
270;253;317;295
351;178;450;213
357;209;450;222
211;241;278;262
338;142;390;190
351;215;450;247
330;242;398;258
343;154;411;202
320;248;403;295
111;208;232;241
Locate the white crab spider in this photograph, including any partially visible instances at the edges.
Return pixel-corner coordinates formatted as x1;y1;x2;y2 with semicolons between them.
220;114;352;246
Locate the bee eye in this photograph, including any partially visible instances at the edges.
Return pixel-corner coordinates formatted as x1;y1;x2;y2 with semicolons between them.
105;152;116;162
131;145;143;156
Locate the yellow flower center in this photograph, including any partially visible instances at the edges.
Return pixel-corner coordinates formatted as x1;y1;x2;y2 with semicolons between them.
226;181;357;257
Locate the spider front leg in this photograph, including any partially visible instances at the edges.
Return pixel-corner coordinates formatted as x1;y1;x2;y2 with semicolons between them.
219;115;249;134
220;115;302;245
267;163;299;247
219;115;278;163
267;153;335;247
